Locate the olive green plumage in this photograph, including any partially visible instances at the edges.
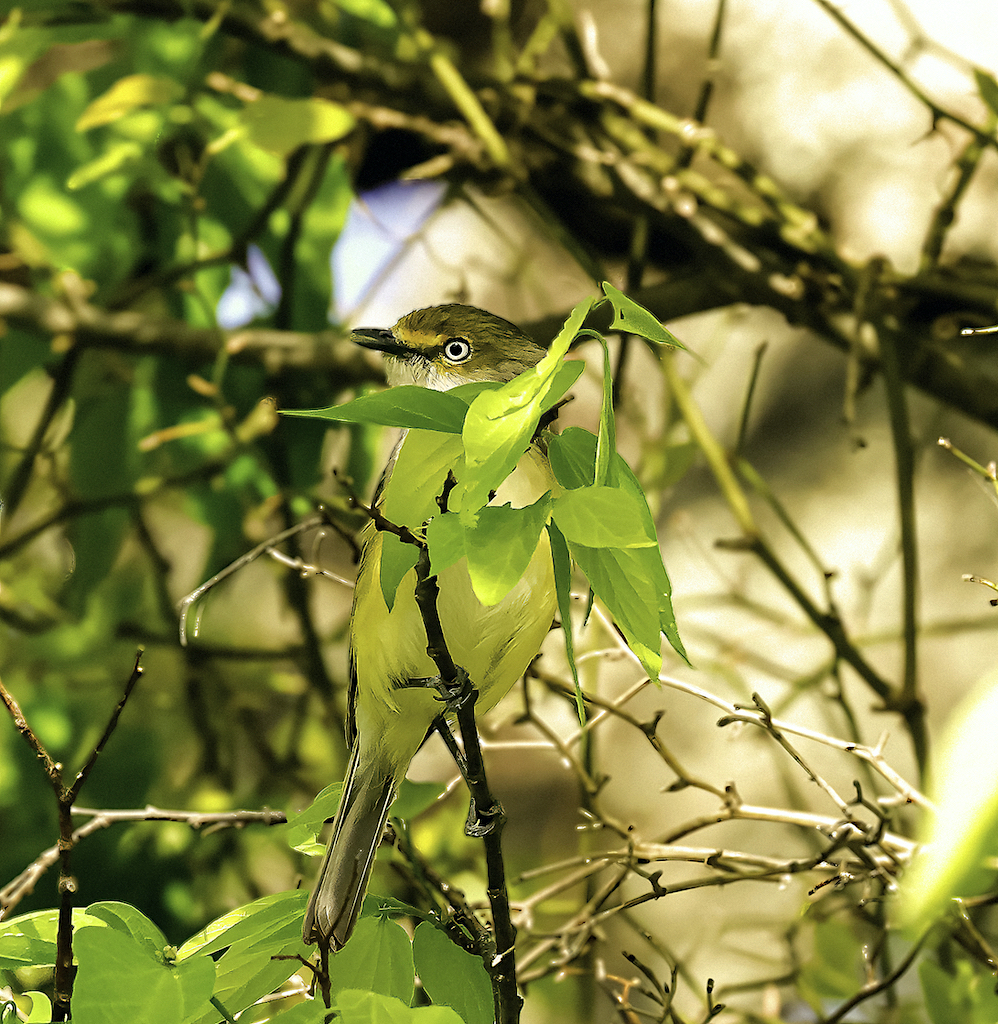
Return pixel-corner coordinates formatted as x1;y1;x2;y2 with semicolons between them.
302;304;556;952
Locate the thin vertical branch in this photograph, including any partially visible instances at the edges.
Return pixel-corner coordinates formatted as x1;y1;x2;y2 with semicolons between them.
876;321;928;777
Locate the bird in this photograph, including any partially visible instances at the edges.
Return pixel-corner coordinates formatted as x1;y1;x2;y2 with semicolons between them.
302;303;558;952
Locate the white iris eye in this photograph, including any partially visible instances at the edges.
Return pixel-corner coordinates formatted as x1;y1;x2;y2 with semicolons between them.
442;338;472;363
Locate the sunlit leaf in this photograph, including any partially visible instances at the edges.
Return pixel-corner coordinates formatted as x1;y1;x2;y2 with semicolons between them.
67;140;143;190
334;989;464;1022
602;281;687;349
425;513;466;575
463;493;552;605
334;0;399;29
552;486;656;548
898;668;998;929
76;73;183;130
548;521;584;720
72;926;200;1024
241;95;355;156
327;917;414;1005
412;922;492;1024
455;297;593;516
284;385;468;433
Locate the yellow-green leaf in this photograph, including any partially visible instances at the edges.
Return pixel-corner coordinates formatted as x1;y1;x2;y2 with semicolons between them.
241;95;355;156
76;74;183;131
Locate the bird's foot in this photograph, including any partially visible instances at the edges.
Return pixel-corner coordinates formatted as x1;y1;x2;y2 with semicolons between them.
465;795;504;838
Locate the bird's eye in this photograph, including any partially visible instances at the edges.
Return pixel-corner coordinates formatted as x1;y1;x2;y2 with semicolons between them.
442;337;472;363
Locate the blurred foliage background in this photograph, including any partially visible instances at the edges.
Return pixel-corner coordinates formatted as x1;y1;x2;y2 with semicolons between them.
4;0;998;1020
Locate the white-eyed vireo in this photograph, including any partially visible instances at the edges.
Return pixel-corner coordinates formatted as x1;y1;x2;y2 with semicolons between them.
302;304;557;951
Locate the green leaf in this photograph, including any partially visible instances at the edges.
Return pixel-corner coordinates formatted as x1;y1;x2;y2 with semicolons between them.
382;431;465;529
594;332;616;485
334;0;399;29
0;908;98;970
920;958;998;1024
569;542;664;680
241;95;355;156
547;426;597;488
796;918;863;1013
602;282;687;349
72;927;188;1024
328;917;414;1005
898;667;998;929
974;69;998;118
76;74;183;130
379;429;465;607
282;386;469;434
454;297;594;517
0;933;55;971
177;892;311;1024
178;890;308;960
379;532;421;611
67;141;143;190
85;901;169;952
425;513;466;575
552;486;656;548
391;779;445;819
285;781;343;854
463;493;552;605
412;922;493;1024
548;521;584;721
547;428;687;667
259;998;329;1022
333;990;464;1023
16;990;53;1023
175;955;217;1022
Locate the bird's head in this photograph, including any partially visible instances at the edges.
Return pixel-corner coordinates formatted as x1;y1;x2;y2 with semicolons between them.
352;303;546;390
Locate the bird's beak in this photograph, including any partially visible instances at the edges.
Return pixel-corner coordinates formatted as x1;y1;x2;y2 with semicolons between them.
352;328;411;358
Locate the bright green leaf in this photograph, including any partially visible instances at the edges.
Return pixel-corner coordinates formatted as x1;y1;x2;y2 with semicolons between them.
569;542;664;680
17;990;53;1023
72;927;183;1024
455;297;593;517
282;386;468;434
379;532;421;611
175;955;217;1022
334;989;464;1023
898;667;998;929
177;890;308;960
85;901;169;952
178;892;311;1024
379;429;465;607
426;513;466;575
548;521;584;721
547;426;597;489
327;917;414;1005
241;95;355;156
412;922;493;1024
334;0;399;29
76;74;183;131
285;781;343;854
547;428;687;666
67;141;143;190
463;493;552;605
602;281;687;349
552;486;656;548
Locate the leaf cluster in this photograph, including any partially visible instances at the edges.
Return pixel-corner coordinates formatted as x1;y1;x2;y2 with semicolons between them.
289;284;689;704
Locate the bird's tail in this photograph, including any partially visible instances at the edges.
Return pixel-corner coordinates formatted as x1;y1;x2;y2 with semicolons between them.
302;745;397;950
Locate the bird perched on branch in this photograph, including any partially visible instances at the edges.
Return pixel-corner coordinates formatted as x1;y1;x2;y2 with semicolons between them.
302;304;557;952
